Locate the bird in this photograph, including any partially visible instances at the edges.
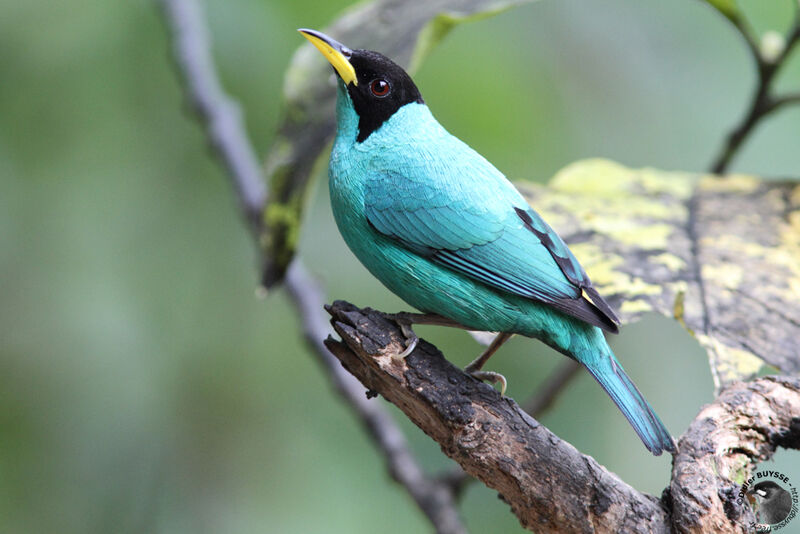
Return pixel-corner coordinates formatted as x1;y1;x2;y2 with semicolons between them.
750;481;793;526
299;28;675;455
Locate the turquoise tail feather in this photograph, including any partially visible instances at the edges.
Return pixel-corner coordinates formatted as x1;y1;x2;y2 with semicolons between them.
584;355;675;456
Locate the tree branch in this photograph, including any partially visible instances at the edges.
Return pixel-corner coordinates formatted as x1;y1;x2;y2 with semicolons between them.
670;376;800;533
161;2;800;532
160;0;266;232
259;0;534;288
709;7;800;173
326;300;800;533
325;301;672;533
523;359;582;416
159;2;466;531
767;91;800;113
438;357;582;497
285;264;466;534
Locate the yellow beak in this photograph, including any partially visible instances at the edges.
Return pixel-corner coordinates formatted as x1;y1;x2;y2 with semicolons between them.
298;29;358;87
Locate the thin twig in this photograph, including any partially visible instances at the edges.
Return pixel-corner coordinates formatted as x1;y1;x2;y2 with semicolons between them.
522;359;582;416
767;91;800;113
712;6;761;61
709;7;800;173
159;1;466;531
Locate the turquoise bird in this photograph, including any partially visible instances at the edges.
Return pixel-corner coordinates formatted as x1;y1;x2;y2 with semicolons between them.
299;29;675;455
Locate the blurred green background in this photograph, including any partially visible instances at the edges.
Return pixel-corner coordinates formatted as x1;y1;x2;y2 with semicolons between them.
1;0;799;532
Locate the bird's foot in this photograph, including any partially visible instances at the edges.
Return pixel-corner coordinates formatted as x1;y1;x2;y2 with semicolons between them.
393;317;419;359
385;311;458;359
465;368;508;396
462;332;513;395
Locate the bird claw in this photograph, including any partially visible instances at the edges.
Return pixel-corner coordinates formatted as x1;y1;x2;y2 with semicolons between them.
467;370;507;396
394;318;419;359
462;332;512;395
396;333;418;359
386;309;464;359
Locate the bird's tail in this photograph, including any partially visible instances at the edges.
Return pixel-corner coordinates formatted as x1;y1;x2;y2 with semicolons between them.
583;353;675;456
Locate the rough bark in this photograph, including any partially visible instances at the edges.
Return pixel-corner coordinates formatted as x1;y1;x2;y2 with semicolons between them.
324;301;672;533
325;300;800;533
670;377;800;533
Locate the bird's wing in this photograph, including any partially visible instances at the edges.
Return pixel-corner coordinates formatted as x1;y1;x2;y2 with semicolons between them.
364;169;620;333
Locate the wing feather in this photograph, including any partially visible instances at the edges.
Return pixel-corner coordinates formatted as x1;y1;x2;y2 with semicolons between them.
363;160;619;332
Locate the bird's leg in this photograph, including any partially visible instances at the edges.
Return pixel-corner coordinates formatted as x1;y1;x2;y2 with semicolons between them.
464;331;513;371
464;332;514;395
385;311;468;359
386;312;512;394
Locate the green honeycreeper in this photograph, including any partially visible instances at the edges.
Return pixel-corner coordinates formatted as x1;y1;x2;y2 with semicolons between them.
300;29;675;456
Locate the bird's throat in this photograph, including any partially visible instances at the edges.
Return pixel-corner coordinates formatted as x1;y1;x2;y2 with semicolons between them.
334;83;360;145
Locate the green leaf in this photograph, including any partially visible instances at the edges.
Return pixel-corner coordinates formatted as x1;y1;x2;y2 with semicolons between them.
519;159;800;391
701;0;741;23
261;0;535;288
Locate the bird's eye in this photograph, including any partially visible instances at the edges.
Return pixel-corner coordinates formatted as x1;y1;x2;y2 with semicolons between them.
370;79;390;97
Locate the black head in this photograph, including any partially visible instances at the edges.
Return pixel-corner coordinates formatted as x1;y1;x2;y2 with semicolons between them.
346;49;424;142
299;29;424;142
